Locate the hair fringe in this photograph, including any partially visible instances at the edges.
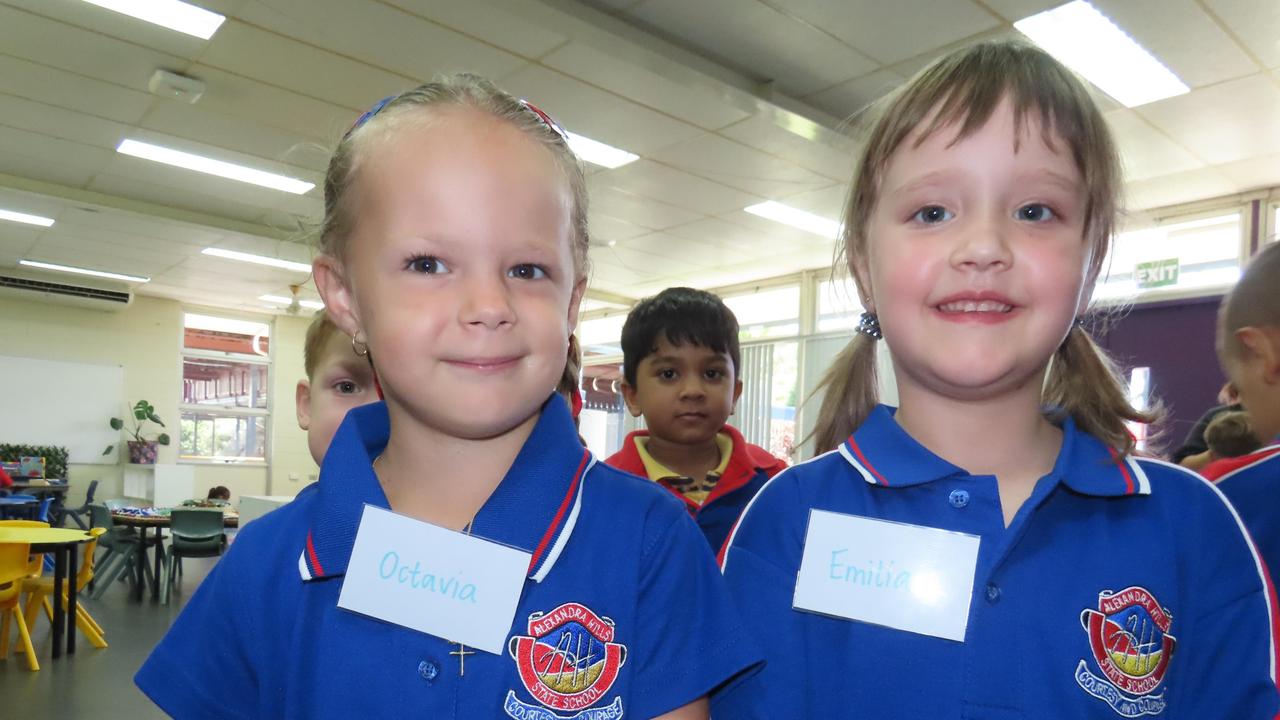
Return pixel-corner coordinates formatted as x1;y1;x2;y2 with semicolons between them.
807;334;879;455
1044;326;1162;456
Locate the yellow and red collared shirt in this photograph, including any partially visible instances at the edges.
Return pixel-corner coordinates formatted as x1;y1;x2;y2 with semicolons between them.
633;432;734;506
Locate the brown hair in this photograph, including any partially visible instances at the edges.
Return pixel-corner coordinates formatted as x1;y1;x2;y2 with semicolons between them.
318;73;590;280
1204;410;1263;459
1219;241;1280;358
557;334;582;404
302;310;344;380
812;40;1156;455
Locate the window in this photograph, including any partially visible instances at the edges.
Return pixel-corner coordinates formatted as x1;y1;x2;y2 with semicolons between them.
722;285;800;339
179;313;271;463
1094;212;1243;302
817;277;864;333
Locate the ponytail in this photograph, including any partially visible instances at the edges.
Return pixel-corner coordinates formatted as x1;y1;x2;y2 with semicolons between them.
808;333;880;455
1043;325;1160;456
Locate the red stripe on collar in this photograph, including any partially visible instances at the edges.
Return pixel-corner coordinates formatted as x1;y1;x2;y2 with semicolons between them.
847;436;891;486
1108;447;1136;495
528;448;590;575
305;530;325;577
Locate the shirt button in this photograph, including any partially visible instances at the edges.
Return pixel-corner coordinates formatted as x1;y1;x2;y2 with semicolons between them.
948;489;970;508
418;660;440;683
985;583;1002;604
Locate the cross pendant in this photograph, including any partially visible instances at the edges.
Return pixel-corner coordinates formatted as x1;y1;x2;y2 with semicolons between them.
449;642;476;676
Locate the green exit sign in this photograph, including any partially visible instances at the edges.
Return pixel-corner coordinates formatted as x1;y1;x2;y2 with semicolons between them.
1135;258;1179;289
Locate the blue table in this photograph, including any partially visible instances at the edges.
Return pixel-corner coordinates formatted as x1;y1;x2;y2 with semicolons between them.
0;496;37;519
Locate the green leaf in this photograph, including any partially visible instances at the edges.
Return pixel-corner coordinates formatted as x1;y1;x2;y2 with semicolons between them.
102;445;115;456
134;408;147;421
157;433;171;446
109;418;123;431
148;413;165;427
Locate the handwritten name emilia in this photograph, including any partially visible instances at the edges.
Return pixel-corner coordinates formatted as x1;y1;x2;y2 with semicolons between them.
828;549;911;590
379;551;478;603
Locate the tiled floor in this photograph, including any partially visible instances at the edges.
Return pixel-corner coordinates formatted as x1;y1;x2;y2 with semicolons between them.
0;549;221;718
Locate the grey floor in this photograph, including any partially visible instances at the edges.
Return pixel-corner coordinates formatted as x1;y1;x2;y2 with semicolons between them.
0;547;222;719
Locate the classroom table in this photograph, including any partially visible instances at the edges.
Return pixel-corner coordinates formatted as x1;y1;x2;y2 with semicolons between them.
0;526;92;658
0;496;38;519
111;510;239;600
10;481;69;523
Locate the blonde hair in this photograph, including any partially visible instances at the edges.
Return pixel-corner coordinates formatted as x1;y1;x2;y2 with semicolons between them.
319;74;590;280
302;310;343;380
1219;241;1280;358
812;40;1156;455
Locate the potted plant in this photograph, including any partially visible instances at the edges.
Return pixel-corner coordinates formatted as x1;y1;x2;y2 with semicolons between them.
104;400;171;464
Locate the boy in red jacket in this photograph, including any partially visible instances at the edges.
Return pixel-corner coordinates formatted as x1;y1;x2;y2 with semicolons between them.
606;287;787;553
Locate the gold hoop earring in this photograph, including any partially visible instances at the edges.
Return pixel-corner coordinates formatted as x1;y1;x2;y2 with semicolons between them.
351;334;369;357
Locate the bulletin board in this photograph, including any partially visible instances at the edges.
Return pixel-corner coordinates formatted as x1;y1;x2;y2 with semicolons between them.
0;355;124;464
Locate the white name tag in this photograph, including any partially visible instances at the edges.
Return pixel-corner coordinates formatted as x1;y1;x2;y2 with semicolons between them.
793;509;981;642
338;504;531;654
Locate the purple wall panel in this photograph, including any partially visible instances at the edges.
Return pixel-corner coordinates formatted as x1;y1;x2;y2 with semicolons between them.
1089;295;1225;450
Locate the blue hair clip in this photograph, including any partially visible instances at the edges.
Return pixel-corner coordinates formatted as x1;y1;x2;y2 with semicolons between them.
344;94;397;140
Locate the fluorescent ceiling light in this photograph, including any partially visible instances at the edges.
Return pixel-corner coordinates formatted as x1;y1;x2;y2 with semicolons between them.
260;294;324;310
202;248;312;273
745;201;840;238
20;259;149;283
184;313;269;336
565;132;638;169
0;209;55;227
82;0;225;39
1015;1;1189;108
117;139;315;194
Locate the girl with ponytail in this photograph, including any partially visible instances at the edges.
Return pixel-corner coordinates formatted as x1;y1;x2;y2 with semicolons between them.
714;40;1279;719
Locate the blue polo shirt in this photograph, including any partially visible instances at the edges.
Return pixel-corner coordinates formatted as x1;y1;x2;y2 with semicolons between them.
137;396;760;719
714;405;1280;719
1214;444;1280;595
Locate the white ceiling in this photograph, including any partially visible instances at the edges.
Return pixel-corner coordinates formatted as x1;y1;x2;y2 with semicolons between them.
0;0;1277;316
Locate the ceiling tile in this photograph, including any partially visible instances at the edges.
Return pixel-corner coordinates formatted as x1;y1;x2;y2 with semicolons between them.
138;101;326;175
183;65;354;150
772;0;1000;66
591;159;761;215
1136;74;1280;165
0;125;112;187
198;20;412;110
588;213;653;243
647;133;831;198
587;185;707;230
1105;109;1204;182
500;64;703;155
0;93;131;149
1091;0;1258;89
1204;0;1280;69
627;0;878;96
717;112;856;181
542;41;752;130
86;172;285;226
381;0;568;59
1215;152;1280;191
0;54;153;125
805;69;905;120
233;0;527;85
979;0;1063;21
0;4;188;91
1123;166;1237;211
6;0;212;61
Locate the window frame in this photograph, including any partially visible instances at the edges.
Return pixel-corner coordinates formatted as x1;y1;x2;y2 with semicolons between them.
178;309;274;466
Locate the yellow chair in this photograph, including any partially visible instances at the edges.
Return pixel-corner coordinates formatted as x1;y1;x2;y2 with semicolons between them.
0;520;49;578
21;527;107;650
0;541;38;671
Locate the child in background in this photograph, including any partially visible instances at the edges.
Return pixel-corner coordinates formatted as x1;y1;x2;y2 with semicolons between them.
137;76;757;720
715;41;1278;718
1199;410;1264;479
205;486;231;502
607;287;786;552
1211;242;1280;585
296;310;379;465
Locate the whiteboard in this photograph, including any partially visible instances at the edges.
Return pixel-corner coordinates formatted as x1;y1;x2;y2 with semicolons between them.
0;355;124;464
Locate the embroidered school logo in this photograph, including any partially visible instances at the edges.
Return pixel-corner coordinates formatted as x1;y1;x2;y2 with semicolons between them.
505;602;627;720
1075;586;1177;718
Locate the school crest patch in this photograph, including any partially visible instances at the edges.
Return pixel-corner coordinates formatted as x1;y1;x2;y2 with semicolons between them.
505;602;627;720
1075;586;1177;717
